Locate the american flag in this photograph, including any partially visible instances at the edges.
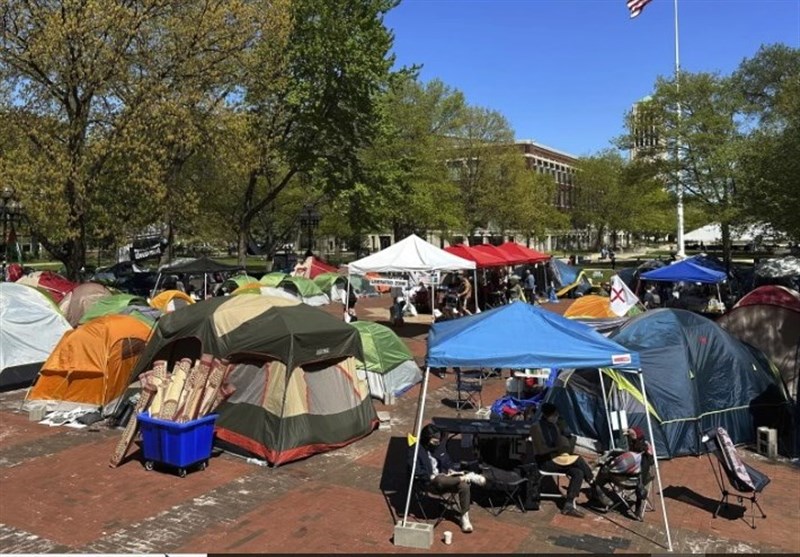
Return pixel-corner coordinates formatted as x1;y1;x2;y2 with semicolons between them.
627;0;653;18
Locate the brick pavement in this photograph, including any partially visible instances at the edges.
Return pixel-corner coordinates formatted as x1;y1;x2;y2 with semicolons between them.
0;294;798;554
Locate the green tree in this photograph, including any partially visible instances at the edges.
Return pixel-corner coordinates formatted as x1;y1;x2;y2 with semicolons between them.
228;0;399;265
732;44;800;240
621;73;745;266
0;0;266;278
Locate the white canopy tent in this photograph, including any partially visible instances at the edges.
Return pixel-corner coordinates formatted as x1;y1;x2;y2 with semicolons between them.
346;234;477;317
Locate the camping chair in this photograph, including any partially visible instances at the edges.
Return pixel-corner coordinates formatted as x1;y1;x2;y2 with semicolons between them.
594;450;654;520
478;465;528;517
455;368;483;412
702;427;770;529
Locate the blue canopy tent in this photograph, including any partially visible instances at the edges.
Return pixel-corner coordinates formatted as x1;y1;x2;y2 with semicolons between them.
401;303;673;551
640;257;727;284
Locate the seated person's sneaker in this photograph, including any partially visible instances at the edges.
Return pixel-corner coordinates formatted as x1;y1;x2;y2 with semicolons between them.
460;512;473;533
463;472;486;487
561;503;585;518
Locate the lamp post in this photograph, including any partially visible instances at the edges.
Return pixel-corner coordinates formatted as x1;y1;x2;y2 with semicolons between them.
298;204;320;255
1;186;23;273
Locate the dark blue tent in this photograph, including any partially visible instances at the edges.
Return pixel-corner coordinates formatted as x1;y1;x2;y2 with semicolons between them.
426;302;640;370
640;257;727;284
546;309;794;459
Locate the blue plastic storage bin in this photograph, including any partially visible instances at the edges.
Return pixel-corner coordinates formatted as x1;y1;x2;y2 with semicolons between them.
138;413;217;475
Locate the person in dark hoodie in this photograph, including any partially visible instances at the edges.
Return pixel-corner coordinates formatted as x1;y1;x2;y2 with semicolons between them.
409;423;486;533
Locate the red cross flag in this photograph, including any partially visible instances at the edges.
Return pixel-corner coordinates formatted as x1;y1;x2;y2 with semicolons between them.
610;275;639;316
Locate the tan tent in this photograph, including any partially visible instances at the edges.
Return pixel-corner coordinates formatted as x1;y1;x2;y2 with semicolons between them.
59;283;111;326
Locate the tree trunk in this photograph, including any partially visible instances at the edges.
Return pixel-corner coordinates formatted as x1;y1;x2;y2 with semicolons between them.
594;225;606;251
62;235;86;282
237;222;250;268
720;221;732;272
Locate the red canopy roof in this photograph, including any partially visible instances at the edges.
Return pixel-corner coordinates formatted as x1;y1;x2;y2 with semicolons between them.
497;242;551;264
444;245;506;268
471;244;524;265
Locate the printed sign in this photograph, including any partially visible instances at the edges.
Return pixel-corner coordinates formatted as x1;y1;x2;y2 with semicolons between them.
611;353;632;365
368;278;409;288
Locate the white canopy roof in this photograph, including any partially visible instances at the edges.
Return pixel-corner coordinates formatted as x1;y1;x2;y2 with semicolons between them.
348;234;476;274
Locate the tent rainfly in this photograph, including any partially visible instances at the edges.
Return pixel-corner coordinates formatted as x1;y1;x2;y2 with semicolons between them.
403;302;673;552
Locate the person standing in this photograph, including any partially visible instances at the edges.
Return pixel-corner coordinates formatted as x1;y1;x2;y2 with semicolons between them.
609;250;616;270
523;269;537;304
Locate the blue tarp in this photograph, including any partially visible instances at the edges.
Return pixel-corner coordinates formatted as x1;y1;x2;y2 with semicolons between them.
640;256;727;284
426;302;640;370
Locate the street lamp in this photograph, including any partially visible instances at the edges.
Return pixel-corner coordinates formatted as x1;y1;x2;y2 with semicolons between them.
298;203;320;255
1;186;22;269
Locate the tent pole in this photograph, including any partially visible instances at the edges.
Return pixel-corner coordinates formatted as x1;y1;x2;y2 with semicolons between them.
473;269;479;313
599;369;616;450
640;370;673;552
716;283;722;304
402;366;431;527
150;273;162;299
203;274;208;299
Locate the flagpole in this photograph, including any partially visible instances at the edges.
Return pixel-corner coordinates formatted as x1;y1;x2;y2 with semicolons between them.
674;0;685;258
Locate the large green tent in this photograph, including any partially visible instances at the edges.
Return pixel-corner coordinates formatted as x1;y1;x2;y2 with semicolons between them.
278;276;330;306
313;272;347;303
79;294;147;324
351;321;422;402
129;295;376;465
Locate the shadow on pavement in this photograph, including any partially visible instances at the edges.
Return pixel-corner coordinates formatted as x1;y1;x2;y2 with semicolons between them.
662;485;745;520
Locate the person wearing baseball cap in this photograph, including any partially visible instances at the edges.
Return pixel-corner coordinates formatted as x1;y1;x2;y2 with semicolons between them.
529;403;612;517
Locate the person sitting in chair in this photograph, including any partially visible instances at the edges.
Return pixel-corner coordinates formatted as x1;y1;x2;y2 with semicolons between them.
410;423;486;533
594;426;654;521
529;403;612;517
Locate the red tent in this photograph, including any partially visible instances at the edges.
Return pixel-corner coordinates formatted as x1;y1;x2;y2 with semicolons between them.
735;285;800;312
444;245;506;268
472;244;525;265
498;242;550;264
15;271;77;304
308;256;338;279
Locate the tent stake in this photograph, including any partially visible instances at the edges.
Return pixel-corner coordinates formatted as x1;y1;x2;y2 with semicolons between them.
402;366;430;527
640;370;673;552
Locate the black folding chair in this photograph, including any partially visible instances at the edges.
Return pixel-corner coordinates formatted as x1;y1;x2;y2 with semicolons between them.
455;369;483;412
479;465;528;517
702;427;770;529
406;445;458;526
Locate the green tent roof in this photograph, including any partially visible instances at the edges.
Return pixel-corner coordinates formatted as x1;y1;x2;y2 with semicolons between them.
313;272;345;292
79;294;147;324
279;276;325;298
351;321;413;374
224;274;259;290
260;272;287;287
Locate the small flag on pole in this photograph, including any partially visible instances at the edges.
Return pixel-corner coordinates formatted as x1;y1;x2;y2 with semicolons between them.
627;0;653;18
609;275;640;317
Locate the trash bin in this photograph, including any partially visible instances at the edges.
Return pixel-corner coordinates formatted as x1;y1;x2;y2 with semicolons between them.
138;413;218;477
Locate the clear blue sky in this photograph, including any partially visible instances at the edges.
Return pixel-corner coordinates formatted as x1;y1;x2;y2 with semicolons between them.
384;0;800;156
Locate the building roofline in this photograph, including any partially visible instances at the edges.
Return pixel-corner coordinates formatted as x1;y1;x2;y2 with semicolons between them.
515;139;577;160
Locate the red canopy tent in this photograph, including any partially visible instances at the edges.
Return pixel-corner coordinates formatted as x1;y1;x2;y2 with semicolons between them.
472;243;525;266
444;245;506;268
498;242;550;264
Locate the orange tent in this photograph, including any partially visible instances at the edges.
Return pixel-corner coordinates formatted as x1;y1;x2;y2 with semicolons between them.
26;314;152;410
150;289;195;312
563;295;618;319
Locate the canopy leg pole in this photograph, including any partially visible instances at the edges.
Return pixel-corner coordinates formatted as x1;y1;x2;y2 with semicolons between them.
402;366;431;527
204;274;208;299
640;371;673;552
344;271;351;321
151;273;162;299
716;283;722;305
599;369;616;450
432;272;437;324
473;270;479;314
